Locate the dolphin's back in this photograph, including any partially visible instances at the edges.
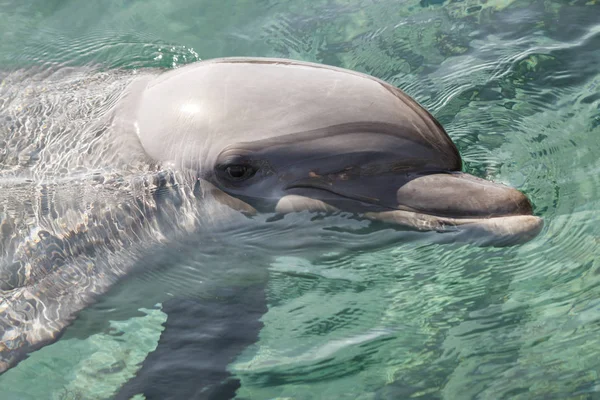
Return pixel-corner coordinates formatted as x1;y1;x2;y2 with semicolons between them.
0;169;197;373
0;66;193;373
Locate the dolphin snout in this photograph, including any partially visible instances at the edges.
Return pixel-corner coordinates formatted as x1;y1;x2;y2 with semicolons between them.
395;172;534;218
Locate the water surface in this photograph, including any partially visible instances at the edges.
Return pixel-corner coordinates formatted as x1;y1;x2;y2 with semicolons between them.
1;0;599;399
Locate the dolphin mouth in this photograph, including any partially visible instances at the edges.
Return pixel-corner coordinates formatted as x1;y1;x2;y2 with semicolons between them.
362;210;543;246
280;172;543;246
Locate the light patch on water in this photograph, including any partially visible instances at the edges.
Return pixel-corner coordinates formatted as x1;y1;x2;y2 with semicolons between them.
234;328;394;372
0;306;166;400
270;256;364;282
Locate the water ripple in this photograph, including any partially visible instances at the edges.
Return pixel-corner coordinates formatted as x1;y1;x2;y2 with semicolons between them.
1;0;600;399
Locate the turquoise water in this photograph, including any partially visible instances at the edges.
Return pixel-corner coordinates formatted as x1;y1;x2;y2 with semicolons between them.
1;0;600;399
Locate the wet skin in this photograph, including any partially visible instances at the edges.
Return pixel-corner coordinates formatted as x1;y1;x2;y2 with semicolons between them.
126;57;542;246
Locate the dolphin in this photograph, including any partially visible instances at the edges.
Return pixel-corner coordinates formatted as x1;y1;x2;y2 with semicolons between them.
0;57;542;391
121;57;542;244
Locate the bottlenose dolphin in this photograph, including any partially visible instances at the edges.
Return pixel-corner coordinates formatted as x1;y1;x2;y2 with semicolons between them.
114;57;542;243
0;58;542;393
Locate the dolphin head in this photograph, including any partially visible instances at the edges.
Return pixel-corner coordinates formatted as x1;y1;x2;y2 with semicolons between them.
129;57;543;246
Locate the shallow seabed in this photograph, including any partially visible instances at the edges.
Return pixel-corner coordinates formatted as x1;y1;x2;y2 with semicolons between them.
1;0;600;399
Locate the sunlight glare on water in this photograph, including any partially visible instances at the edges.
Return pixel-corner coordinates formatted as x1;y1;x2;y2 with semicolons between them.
0;0;599;399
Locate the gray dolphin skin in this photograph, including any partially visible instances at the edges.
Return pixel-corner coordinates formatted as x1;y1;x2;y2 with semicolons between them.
127;57;542;242
0;58;542;380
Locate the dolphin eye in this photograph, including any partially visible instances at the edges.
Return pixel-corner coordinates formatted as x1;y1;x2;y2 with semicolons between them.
223;164;257;181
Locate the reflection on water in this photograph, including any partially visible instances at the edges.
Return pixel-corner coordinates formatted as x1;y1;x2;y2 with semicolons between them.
0;0;599;399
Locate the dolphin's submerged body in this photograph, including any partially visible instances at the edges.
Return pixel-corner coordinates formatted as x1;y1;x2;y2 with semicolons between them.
0;58;542;394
